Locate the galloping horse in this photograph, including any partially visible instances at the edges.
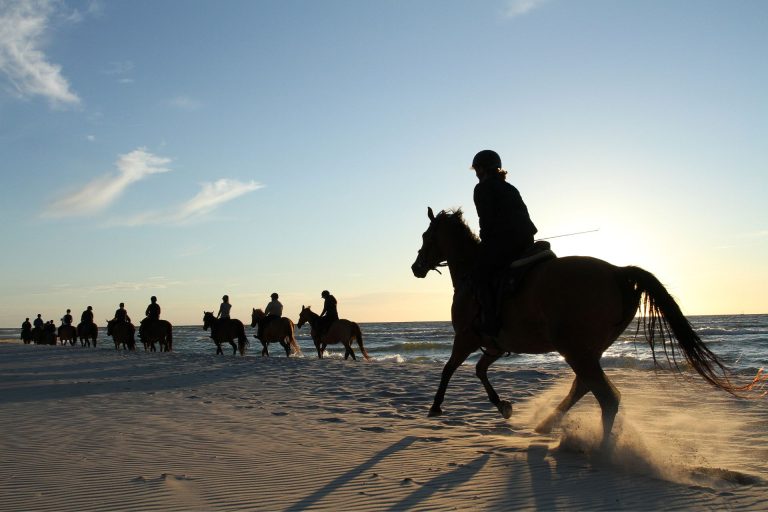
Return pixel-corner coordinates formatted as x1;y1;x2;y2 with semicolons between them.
77;321;98;348
412;208;756;444
297;306;369;361
140;320;173;352
107;320;136;351
58;324;78;346
251;308;301;357
203;312;248;356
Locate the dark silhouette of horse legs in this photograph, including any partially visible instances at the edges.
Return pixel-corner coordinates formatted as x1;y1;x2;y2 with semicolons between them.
475;349;509;417
428;332;480;417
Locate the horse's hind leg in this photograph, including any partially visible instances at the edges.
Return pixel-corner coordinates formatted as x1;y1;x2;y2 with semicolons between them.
476;351;511;418
429;332;476;417
534;376;589;434
571;358;621;446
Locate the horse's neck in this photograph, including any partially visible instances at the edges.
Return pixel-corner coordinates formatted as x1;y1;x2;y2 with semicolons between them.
306;311;320;327
446;244;477;289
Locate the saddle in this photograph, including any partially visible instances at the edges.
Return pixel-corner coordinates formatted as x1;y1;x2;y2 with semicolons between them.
501;240;557;295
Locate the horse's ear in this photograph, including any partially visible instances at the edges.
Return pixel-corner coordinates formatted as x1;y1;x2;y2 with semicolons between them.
428;207;435;221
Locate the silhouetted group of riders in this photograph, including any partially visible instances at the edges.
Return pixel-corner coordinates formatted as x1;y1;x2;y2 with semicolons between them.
21;289;342;348
20;306;96;346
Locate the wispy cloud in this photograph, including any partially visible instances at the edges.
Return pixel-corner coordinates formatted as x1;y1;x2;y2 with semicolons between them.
168;95;202;111
88;276;177;293
0;0;80;107
42;148;171;218
176;179;262;220
102;60;134;75
114;178;263;226
504;0;549;18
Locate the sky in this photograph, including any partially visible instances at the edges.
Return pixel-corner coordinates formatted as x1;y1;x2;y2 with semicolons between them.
0;0;766;327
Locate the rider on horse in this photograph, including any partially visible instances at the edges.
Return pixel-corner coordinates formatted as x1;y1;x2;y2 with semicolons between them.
256;292;282;340
114;303;131;323
81;306;94;325
61;309;73;326
139;296;161;339
318;290;339;338
471;149;538;337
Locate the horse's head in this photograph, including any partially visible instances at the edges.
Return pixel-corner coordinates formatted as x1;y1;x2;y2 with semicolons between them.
297;305;312;329
251;308;265;327
412;207;447;278
203;311;214;330
412;207;478;278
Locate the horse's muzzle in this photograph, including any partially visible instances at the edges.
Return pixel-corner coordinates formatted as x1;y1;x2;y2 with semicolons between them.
411;261;428;278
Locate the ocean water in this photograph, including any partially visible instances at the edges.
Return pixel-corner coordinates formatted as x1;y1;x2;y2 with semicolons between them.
3;315;766;376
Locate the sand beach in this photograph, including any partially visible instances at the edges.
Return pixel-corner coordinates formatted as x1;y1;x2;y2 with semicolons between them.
1;341;767;511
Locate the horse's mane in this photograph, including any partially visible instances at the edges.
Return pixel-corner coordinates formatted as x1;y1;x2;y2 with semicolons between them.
253;308;265;315
436;208;480;245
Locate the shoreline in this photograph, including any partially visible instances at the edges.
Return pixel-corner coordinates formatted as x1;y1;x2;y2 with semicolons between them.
2;343;767;510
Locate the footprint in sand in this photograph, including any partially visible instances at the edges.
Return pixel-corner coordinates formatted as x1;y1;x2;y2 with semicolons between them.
360;426;387;433
319;417;345;423
271;411;288;416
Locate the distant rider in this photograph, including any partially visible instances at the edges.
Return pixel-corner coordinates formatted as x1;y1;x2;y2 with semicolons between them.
33;314;44;329
114;302;131;323
21;318;32;339
257;292;283;340
319;290;339;338
217;295;232;321
81;306;94;325
140;296;161;338
61;309;73;326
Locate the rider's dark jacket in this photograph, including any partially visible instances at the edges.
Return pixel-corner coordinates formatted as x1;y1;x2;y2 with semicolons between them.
473;173;537;259
146;303;161;321
81;310;93;324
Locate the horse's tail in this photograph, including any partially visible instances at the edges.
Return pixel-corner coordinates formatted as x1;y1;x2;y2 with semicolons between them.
166;321;173;352
621;266;760;395
237;321;248;356
286;319;301;356
352;322;370;361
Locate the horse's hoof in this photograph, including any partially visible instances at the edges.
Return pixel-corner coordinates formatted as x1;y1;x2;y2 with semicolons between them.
427;405;443;417
499;401;513;419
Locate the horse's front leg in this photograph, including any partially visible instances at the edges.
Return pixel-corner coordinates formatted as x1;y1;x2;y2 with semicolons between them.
476;350;510;418
261;341;269;357
429;332;477;417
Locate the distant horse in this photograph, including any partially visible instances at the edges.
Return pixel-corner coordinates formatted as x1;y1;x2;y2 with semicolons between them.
107;320;136;351
297;306;369;361
21;325;32;344
140;320;173;352
251;308;301;357
34;325;56;345
77;322;98;348
203;312;248;356
411;208;759;444
58;324;77;346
